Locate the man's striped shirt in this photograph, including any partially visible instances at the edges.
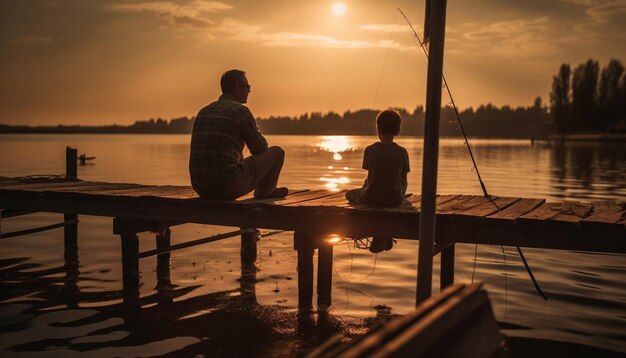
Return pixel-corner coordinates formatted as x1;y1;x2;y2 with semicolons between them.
189;94;268;192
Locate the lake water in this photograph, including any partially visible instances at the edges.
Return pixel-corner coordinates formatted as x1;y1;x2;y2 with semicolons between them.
0;134;625;356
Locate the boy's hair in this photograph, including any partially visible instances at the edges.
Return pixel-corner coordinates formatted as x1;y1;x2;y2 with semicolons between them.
221;69;246;94
376;108;401;135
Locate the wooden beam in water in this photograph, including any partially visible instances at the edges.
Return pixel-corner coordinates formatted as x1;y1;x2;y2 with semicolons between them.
0;219;78;239
0;209;37;218
113;217;181;235
138;228;254;258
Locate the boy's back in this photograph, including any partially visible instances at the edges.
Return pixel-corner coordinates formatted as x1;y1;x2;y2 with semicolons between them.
360;141;410;207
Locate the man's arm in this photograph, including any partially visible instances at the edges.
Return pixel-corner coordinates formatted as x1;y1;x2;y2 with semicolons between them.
239;106;268;155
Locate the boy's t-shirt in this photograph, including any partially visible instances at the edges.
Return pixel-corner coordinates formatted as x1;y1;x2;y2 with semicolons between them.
360;141;410;206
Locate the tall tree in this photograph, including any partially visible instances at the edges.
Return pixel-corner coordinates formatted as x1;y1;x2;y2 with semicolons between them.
572;59;600;130
598;59;625;128
550;63;572;132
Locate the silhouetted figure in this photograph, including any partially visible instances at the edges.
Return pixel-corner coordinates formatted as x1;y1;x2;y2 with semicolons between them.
345;109;410;253
190;69;288;200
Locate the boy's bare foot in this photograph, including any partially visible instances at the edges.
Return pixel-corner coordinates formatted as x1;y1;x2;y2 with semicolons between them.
255;187;289;199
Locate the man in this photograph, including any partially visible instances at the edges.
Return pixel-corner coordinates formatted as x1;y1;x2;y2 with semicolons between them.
189;69;288;200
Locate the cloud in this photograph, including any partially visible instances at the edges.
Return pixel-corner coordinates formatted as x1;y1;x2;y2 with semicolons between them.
584;0;626;23
463;17;549;41
108;0;233;28
559;0;626;40
108;2;419;51
449;17;558;57
360;24;407;33
216;19;413;50
11;36;54;46
560;0;626;24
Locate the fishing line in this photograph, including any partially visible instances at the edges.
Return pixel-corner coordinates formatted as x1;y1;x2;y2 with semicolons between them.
397;8;488;196
398;7;548;300
372;12;400;107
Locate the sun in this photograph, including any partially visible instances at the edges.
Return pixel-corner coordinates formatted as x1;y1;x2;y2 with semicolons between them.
331;2;346;16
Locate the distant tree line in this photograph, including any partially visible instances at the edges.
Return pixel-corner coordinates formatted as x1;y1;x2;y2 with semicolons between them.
0;102;553;138
255;99;550;138
0;117;194;134
550;58;626;133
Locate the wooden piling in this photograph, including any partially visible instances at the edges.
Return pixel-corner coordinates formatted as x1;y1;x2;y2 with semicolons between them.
64;147;79;268
241;227;258;264
121;232;140;293
66;146;78;179
440;244;455;289
317;241;333;308
417;0;448;305
155;228;171;289
294;231;315;310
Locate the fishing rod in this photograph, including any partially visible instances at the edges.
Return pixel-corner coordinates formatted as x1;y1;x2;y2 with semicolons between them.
398;8;548;300
397;8;487;196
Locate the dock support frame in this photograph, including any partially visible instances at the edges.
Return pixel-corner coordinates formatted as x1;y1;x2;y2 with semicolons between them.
294;231;334;311
114;217;173;297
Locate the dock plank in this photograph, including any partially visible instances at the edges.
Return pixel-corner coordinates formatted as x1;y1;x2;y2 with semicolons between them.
517;202;561;225
436;195;492;215
580;201;626;230
290;192;351;212
149;187;199;199
236;189;311;204
0;180;95;191
0;178;624;252
285;191;348;207
352;194;461;216
116;186;199;199
546;201;593;228
454;197;521;222
1;177;625;253
46;183;147;193
484;198;546;225
264;190;344;207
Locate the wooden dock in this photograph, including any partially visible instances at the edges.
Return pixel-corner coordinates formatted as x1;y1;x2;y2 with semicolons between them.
1;176;624;308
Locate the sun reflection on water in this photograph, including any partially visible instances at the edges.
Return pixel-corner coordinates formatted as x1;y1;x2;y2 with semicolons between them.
318;136;354;154
317;136;356;190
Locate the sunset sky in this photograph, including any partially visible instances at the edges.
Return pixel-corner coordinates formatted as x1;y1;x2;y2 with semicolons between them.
1;0;625;125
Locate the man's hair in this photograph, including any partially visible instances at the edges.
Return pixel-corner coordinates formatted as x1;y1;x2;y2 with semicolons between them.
376;108;402;135
221;69;246;94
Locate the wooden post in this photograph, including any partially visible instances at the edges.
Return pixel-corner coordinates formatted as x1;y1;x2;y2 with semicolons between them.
241;227;258;264
155;228;171;290
440;244;455;289
240;261;258;303
121;233;140;293
417;0;448;305
66;146;78;179
294;231;315;311
64;147;79;272
317;240;333;308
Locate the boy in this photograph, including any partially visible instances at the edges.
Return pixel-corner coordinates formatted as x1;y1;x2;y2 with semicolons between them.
345;108;410;253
